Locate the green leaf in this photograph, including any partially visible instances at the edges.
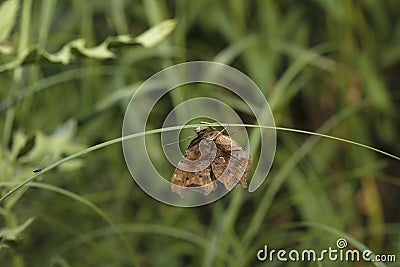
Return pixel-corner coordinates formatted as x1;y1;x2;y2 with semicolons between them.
18;120;86;165
0;217;34;241
10;131;27;160
59;159;84;171
72;39;115;59
0;0;19;41
0;42;13;54
0;19;177;72
135;19;177;48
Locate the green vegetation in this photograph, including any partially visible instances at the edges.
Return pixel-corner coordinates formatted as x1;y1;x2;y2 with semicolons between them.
1;1;399;266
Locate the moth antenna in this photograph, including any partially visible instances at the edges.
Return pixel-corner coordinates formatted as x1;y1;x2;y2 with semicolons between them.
200;121;245;138
218;122;250;137
199;121;228;128
199;121;229;138
163;135;195;147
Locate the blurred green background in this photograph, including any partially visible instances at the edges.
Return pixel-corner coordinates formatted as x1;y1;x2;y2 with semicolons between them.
0;0;399;266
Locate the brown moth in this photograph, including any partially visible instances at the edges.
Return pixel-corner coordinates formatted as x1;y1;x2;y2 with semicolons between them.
171;126;251;198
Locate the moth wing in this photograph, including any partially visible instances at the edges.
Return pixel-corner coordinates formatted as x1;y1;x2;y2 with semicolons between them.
239;153;251;187
171;142;216;198
171;166;215;198
214;134;244;151
212;148;251;191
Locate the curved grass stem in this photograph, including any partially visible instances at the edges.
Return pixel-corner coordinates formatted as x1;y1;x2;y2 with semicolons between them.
1;124;398;203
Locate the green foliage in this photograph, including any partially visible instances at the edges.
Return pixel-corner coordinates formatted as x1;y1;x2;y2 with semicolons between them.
0;1;399;267
0;0;19;43
0;19;176;72
0;217;34;245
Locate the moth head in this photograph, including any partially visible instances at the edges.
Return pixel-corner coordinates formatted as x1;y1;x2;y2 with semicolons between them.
194;126;213;136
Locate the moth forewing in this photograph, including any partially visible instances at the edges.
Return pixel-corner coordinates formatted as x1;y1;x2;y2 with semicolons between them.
171;165;216;198
170;126;251;197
